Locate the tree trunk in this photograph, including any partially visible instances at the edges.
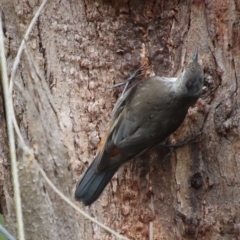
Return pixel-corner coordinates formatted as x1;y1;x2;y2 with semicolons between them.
0;0;240;239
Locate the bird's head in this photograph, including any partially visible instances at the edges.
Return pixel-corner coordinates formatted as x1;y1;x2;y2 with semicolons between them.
178;48;204;98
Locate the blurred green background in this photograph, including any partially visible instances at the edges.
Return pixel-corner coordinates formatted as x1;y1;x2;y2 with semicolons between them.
0;215;7;240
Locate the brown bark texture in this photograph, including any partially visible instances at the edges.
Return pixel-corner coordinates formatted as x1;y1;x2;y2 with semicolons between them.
0;0;240;239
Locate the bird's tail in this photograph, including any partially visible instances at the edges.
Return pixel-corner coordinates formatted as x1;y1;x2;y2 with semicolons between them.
75;157;119;206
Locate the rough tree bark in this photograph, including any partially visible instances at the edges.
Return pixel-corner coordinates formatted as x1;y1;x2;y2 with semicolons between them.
0;0;240;239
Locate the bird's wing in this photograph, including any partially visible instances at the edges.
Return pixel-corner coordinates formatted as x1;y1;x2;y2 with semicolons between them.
96;82;142;171
111;82;138;120
96;76;179;172
96;78;165;171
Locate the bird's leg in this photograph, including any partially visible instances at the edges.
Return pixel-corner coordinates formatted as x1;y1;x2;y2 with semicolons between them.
160;132;202;164
105;66;145;96
161;132;202;149
161;147;176;165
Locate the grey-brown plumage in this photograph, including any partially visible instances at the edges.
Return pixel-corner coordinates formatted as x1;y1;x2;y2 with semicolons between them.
75;49;204;205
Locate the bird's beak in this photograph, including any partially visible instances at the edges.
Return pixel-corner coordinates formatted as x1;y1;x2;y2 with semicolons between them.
192;46;198;62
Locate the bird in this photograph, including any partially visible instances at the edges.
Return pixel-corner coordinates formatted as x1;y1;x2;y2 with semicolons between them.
75;48;204;206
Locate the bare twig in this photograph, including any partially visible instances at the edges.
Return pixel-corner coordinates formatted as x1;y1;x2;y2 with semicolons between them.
8;0;49;148
9;0;49;96
3;0;131;239
35;161;130;240
0;15;25;240
0;225;16;240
